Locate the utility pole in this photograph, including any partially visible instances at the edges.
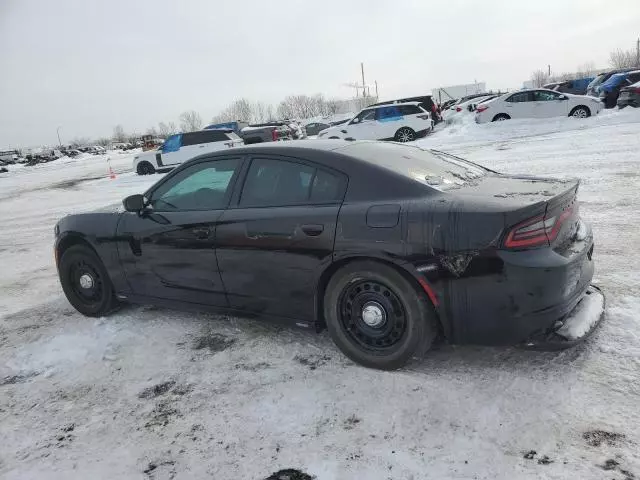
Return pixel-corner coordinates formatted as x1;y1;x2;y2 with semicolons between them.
361;62;366;97
374;80;378;99
548;64;551;77
637;37;639;67
56;126;62;147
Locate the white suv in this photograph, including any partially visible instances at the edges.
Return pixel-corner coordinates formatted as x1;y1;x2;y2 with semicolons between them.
133;129;243;175
317;102;433;142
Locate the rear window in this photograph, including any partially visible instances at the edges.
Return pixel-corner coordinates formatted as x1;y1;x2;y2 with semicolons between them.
398;104;423;115
225;132;241;140
340;143;486;191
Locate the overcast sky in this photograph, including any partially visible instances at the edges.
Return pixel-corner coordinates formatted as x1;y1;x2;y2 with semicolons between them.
1;0;639;148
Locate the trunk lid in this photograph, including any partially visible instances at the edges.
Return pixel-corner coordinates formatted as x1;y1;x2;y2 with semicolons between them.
452;174;580;249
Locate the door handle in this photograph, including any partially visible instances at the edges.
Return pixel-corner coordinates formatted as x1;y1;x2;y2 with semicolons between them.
198;145;205;148
301;224;324;236
192;227;211;239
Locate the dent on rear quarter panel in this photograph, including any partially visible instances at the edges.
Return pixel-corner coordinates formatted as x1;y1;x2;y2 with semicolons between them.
405;196;507;342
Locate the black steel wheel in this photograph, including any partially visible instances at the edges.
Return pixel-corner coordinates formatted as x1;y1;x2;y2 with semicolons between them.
58;245;119;316
324;261;437;370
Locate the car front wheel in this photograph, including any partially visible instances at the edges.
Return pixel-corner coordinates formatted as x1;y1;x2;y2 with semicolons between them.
136;161;156;175
58;245;119;317
492;114;511;122
323;261;437;370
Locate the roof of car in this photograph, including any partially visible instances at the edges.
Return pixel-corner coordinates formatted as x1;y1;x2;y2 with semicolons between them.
364;101;422;109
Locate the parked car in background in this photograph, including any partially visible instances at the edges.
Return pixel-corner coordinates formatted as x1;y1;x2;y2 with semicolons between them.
204;121;249;134
543;77;594;95
240;123;293;144
133;129;243;175
371;95;441;123
616;81;640;108
54;141;602;370
304;122;331;136
475;89;602;123
330;118;350;126
468;95;499;112
0;150;19;164
318;102;433;142
598;70;640;108
586;69;636;97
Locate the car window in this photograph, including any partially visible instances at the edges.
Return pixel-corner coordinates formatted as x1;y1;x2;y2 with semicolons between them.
398;105;422;115
351;109;376;124
240;158;315;207
376;106;401;121
225;132;241;141
506;92;533;103
339;142;486;192
182;130;226;146
162;134;182;153
534;90;561;101
150;158;240;211
310;169;342;202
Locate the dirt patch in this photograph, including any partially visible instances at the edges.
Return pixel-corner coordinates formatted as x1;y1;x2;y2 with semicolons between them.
343;414;361;430
294;354;331;370
598;459;636;479
523;450;536;460
138;381;176;399
583;429;626;447
144;401;180;429
143;460;176;479
264;469;315;480
600;459;619;471
0;371;39;386
50;175;104;190
235;362;271;372
537;455;553;465
192;333;235;353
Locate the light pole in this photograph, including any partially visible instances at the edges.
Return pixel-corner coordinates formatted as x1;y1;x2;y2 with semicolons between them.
56;126;62;147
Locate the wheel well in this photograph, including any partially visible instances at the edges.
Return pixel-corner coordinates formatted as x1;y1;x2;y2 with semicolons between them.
570;105;591;114
56;234;98;265
136;160;153;172
492;113;510;121
315;257;441;332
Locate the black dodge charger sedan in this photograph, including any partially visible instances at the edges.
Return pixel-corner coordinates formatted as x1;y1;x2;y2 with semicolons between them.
54;141;604;369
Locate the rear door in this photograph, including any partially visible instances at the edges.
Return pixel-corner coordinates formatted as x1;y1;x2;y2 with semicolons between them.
374;105;403;139
533;90;568;118
216;155;347;321
503;91;535;118
117;157;242;305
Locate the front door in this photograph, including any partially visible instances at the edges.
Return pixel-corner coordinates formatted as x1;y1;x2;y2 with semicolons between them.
117;157;242;306
216;155;346;321
533;90;568;118
155;133;188;168
342;108;377;140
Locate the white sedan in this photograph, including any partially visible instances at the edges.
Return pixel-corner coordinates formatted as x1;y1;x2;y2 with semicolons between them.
475;89;603;123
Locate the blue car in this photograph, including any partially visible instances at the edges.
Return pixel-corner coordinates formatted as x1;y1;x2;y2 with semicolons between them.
598;70;640;108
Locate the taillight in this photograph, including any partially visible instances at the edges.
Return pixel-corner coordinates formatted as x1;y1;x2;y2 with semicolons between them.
456;106;462;112
632;87;640;94
504;207;574;249
476;104;489;113
272;129;278;141
417;114;431;120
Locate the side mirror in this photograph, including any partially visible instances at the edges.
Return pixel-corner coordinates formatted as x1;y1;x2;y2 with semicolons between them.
340;129;348;134
123;194;145;212
351;118;360;124
558;95;568;100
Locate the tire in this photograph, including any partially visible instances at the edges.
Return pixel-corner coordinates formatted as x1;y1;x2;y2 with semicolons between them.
136;161;155;175
58;245;119;317
323;261;437;370
394;127;416;142
569;106;591;118
492;114;510;122
328;136;340;139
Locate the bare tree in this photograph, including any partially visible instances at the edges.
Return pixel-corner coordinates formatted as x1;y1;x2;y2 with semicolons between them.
127;132;140;144
157;121;177;139
576;61;597;78
609;49;637;69
95;137;111;147
325;99;342;115
146;126;159;138
179;110;203;132
530;69;549;88
211;99;253;123
70;137;90;147
112;124;127;143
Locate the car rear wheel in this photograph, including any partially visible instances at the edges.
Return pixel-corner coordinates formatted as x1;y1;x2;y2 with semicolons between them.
136;161;155;175
492;114;511;122
324;261;437;370
58;245;119;317
569;106;591;118
394;127;416;142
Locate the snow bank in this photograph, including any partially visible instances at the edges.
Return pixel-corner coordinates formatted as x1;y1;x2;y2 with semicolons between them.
556;288;605;341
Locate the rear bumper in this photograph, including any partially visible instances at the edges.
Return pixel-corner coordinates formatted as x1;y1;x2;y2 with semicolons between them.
521;285;605;349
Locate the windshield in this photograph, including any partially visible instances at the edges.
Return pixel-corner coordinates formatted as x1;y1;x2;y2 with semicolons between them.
339;142;487;191
587;74;606;88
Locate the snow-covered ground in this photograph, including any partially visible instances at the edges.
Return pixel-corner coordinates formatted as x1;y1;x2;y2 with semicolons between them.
1;112;640;479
